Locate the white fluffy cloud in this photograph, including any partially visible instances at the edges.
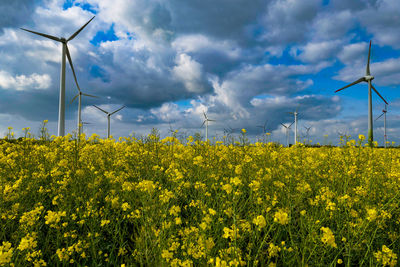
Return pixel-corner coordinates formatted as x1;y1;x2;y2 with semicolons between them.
172;53;208;93
0;71;51;91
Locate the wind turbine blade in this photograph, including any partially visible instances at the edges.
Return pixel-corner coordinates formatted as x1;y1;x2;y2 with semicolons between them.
67;16;95;42
335;77;366;93
289;121;294;128
93;105;108;114
110;105;125;115
65;44;81;91
371;84;389;105
375;113;384;121
201;120;206;127
203;112;208;119
208;119;216;122
280;123;287;128
70;94;79;104
366;40;371;76
82;93;98;98
20;28;61;42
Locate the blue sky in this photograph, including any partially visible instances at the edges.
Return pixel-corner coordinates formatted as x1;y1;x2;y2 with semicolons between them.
0;0;400;145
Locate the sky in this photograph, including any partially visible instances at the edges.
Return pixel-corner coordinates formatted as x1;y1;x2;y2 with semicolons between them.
0;0;400;145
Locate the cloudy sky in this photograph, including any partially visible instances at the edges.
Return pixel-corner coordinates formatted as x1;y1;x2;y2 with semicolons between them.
0;0;400;145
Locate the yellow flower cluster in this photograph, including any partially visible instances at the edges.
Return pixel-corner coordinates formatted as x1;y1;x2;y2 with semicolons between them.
374;245;397;267
0;242;13;265
0;133;399;265
320;227;337;248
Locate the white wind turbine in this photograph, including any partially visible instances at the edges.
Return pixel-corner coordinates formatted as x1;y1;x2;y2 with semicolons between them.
281;122;294;147
288;109;299;144
21;16;95;136
334;41;388;146
93;105;125;138
375;104;388;148
81;121;91;134
304;126;312;144
257;120;268;135
71;87;97;137
201;112;215;141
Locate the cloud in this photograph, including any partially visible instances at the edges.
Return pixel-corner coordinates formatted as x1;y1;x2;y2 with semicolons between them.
311;10;354;40
337;42;368;64
357;0;400;48
172;53;210;93
261;0;320;45
334;56;400;86
291;40;342;63
0;71;51;91
0;0;39;30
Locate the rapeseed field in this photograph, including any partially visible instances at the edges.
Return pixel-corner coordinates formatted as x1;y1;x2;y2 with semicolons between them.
0;130;399;266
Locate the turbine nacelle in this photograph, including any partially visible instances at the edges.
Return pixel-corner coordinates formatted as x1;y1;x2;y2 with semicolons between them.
364;75;374;81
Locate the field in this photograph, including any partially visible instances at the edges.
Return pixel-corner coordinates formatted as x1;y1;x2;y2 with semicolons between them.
0;131;399;266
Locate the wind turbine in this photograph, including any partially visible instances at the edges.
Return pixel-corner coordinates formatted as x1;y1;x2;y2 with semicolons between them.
93;105;125;138
281;122;294;147
201;112;215;141
257;120;268;135
81;121;91;134
71;88;97;137
224;126;239;136
288;109;299;144
334;41;389;146
304;125;311;144
375;104;388;148
21;16;95;136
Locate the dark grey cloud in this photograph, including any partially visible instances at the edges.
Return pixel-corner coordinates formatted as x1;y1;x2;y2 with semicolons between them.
0;0;40;30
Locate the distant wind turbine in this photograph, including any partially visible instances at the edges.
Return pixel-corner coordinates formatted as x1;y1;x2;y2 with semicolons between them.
288;109;299;144
304;125;311;144
93;105;125;138
71;88;97;137
375;104;388;148
81;121;91;134
334;41;388;146
257;120;268;135
21;16;95;137
201;112;215;141
281;122;294;147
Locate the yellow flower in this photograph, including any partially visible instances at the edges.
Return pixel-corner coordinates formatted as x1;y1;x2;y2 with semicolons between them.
241;128;246;134
366;208;378;222
374;245;397;267
161;249;173;261
358;134;365;141
169;205;181;216
268;243;281;258
121;202;131;211
101;220;110;227
253;215;266;229
222;184;233;194
18;233;38;251
337;259;343;264
0;242;14;265
274;209;289;225
320;227;337;248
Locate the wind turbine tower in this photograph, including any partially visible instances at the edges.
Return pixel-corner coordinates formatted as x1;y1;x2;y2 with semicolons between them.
21;16;95;136
93;105;125;138
281;122;294;147
375;104;388;148
334;41;388;146
288;109;299;144
201;112;215;141
71;88;97;137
